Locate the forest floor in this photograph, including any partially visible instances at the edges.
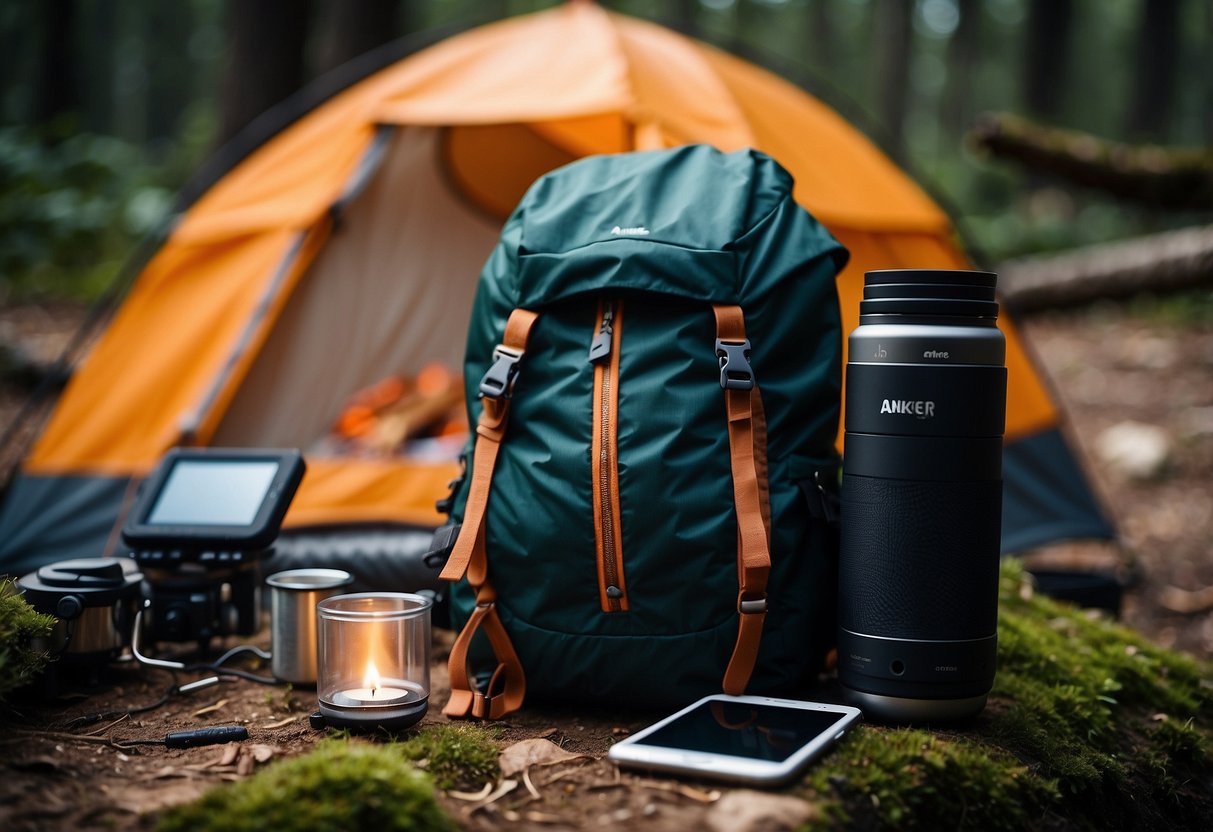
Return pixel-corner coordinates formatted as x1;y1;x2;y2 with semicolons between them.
0;296;1211;830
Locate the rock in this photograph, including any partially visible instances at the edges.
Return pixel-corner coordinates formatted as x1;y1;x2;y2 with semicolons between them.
1095;421;1171;480
705;789;816;832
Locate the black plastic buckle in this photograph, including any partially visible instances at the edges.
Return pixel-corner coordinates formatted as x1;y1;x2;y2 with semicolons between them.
479;346;523;399
716;339;754;391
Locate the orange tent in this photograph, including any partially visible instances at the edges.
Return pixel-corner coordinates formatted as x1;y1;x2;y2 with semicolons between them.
0;2;1110;573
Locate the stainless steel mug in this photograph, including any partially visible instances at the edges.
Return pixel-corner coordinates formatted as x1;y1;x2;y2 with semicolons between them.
266;568;354;684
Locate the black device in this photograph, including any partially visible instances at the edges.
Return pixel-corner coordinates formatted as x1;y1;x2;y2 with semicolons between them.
838;270;1007;722
122;448;306;644
608;694;861;785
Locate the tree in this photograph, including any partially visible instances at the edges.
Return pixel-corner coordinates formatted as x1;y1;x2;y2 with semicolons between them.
35;0;80;129
1023;0;1073;121
808;0;837;77
944;0;979;137
1127;0;1180;141
873;0;913;161
315;0;407;76
217;0;313;148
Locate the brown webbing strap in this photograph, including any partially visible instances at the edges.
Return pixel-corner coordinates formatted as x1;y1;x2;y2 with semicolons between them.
712;305;772;696
441;308;539;719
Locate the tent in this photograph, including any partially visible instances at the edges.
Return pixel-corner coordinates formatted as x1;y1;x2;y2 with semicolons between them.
0;2;1112;577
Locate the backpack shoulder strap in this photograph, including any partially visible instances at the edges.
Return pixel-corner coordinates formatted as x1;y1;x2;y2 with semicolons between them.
712;304;772;695
441;307;539;719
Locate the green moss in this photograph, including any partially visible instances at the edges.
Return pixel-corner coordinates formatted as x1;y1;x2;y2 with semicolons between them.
0;579;55;704
800;561;1213;830
987;562;1212;826
156;739;456;832
396;723;501;791
802;727;1059;831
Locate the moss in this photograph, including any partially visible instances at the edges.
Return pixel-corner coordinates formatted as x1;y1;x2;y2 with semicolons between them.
802;727;1059;830
396;723;501;791
800;561;1213;830
0;579;55;705
156;739;456;832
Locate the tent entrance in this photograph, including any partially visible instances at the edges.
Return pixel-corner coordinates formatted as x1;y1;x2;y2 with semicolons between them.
210;127;501;453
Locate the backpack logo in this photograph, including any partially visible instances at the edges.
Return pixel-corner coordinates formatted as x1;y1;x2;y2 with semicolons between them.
610;225;650;236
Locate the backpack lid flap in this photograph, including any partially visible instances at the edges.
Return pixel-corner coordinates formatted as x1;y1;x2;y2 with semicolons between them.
517;240;738;306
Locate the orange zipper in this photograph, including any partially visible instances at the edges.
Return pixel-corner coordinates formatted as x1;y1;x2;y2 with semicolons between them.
589;299;627;612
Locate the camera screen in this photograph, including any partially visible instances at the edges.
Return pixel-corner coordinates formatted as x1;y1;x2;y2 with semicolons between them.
146;460;281;526
640;700;847;762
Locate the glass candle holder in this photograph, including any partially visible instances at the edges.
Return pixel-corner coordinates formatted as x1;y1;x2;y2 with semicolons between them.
317;592;431;730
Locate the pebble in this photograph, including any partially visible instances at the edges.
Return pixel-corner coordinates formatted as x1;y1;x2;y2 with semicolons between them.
1095;421;1171;480
705;790;815;832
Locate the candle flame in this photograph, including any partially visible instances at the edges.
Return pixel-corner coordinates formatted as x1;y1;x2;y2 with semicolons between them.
363;658;382;695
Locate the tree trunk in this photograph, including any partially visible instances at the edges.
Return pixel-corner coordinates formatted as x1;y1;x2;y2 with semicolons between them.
809;0;837;76
873;0;913;161
1023;0;1073;120
998;224;1213;313
145;1;195;142
35;0;80;128
217;0;313;148
944;0;979;137
315;0;404;76
664;0;700;34
1127;0;1180;141
79;0;116;135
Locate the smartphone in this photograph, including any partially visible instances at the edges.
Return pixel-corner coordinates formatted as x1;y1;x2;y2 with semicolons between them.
607;694;861;786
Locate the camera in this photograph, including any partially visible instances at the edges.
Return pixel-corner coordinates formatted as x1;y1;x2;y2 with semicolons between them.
838;270;1007;721
134;552;264;644
122;448;305;645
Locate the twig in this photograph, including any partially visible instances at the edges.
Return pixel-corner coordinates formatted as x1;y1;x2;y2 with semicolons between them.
191;698;229;717
634;779;721;803
522;767;541;800
82;714;130;737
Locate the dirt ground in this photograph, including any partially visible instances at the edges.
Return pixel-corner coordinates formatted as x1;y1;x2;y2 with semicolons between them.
1;296;1211;830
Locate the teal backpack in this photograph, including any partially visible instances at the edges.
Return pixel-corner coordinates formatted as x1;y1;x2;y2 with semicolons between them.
439;145;849;719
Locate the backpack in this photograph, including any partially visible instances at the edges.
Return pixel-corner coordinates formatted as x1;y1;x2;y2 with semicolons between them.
439;145;849;719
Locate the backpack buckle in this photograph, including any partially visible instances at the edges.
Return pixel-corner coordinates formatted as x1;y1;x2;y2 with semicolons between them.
479;346;524;399
738;593;768;615
716;339;754;391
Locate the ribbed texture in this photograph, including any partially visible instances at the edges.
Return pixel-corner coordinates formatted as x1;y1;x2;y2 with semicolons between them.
840;475;1001;640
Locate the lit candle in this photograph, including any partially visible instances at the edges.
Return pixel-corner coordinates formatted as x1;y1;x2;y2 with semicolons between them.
330;659;416;707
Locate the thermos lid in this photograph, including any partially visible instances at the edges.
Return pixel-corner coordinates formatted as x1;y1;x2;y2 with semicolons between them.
18;557;143;611
862;270;999;320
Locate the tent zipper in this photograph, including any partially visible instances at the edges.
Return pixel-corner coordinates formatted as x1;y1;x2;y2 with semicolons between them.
589;299;627;613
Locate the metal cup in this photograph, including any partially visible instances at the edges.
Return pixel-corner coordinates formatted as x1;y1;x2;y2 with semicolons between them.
266;568;354;684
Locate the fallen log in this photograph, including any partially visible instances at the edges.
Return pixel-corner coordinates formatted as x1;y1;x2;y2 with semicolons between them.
997;223;1213;313
970;113;1213;211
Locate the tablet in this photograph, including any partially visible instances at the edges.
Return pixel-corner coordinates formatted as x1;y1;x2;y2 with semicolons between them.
122;448;306;552
608;694;861;786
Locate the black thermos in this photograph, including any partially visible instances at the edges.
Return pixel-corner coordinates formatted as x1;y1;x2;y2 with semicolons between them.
838;269;1007;721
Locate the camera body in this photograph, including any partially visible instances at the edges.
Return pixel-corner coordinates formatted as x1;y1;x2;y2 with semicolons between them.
134;551;265;644
122;447;305;645
838;270;1006;721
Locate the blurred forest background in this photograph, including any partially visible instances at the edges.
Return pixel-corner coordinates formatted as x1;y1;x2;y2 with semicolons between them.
1;0;1211;304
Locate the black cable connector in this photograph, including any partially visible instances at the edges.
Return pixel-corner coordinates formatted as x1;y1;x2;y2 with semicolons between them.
117;725;249;749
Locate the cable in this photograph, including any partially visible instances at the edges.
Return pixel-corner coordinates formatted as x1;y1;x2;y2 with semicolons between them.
60;672;207;730
184;663;279;686
113;725;249;749
212;644;272;665
130;608;280;684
